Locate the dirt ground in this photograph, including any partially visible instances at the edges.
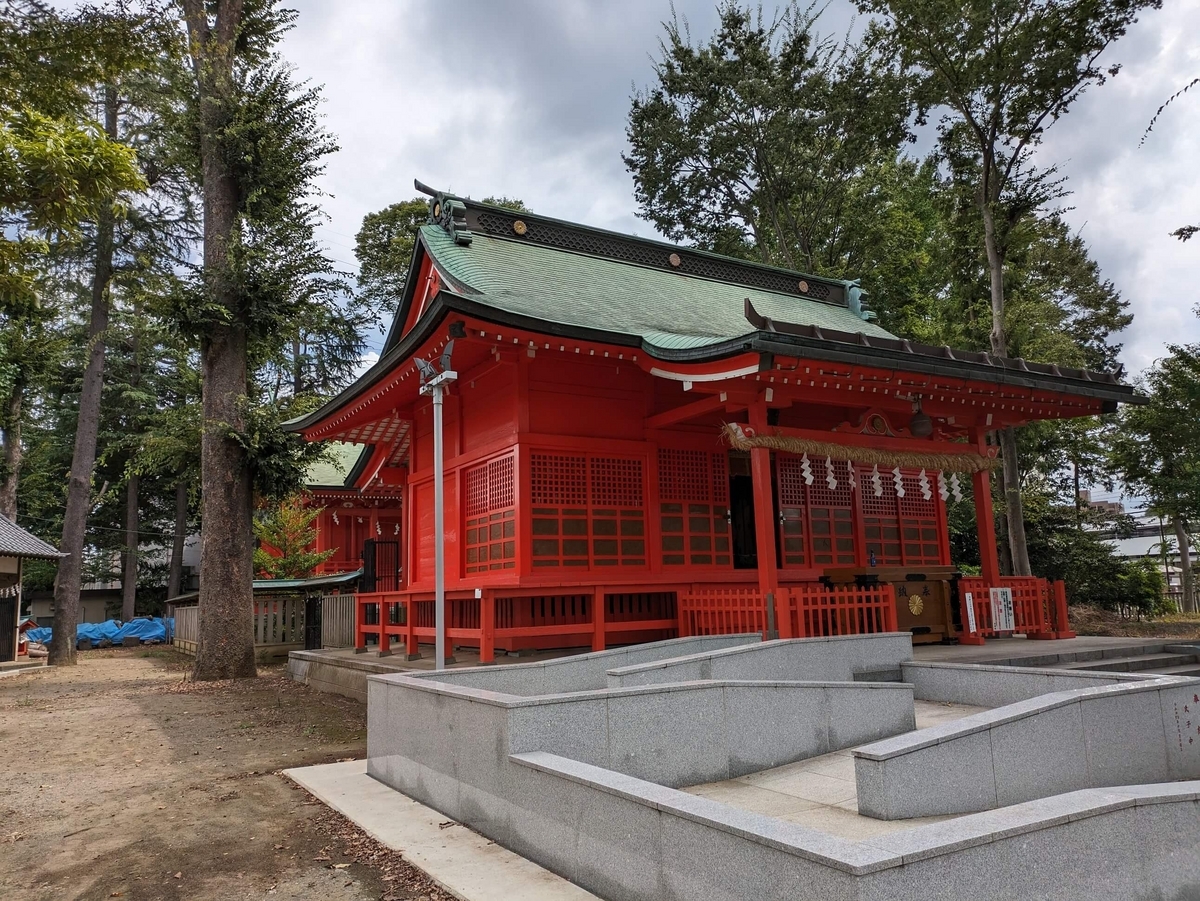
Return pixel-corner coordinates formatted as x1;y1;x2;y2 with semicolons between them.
0;648;454;901
1070;604;1200;640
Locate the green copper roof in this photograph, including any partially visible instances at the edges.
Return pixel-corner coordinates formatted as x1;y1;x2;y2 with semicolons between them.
420;225;896;348
305;441;366;488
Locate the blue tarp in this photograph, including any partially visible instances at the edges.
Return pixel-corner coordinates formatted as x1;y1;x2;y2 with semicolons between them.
25;617;173;647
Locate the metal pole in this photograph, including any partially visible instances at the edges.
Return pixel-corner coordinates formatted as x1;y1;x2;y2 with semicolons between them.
432;381;446;671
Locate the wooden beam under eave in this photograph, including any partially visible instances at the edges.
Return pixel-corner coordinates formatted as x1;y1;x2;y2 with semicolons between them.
645;392;737;430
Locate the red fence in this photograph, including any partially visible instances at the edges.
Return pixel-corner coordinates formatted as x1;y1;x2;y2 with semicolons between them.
788;583;897;638
353;586;677;662
354;574;1074;660
956;576;1071;640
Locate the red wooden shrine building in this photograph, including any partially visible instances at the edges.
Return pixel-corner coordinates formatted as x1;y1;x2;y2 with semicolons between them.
286;186;1139;661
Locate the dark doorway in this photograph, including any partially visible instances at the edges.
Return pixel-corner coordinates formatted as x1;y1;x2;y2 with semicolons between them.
303;594;322;650
729;474;758;569
361;539;400;594
0;597;14;661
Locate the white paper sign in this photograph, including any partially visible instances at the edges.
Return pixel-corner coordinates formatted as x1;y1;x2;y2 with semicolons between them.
964;591;977;634
990;587;1015;632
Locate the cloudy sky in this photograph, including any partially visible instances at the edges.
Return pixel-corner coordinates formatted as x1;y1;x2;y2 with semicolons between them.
278;0;1199;379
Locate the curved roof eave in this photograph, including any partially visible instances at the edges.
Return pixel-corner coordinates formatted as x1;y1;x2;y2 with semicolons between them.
286;292;1141;438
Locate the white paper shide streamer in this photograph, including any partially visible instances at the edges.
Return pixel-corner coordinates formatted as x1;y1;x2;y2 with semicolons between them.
825;456;837;490
892;466;905;498
871;464;883;497
949;472;964;502
800;452;814;485
847;460;857;491
918;469;932;501
937;471;949;502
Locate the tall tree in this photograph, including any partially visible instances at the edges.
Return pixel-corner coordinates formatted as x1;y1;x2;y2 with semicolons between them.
625;3;912;285
1110;346;1200;613
177;1;344;679
857;0;1162;576
0;2;144;530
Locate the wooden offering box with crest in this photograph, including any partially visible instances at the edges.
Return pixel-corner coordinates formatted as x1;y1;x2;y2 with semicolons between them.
822;566;960;644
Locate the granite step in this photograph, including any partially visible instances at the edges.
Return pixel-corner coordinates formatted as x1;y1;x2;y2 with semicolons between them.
1055;652;1199;673
1144;663;1200;677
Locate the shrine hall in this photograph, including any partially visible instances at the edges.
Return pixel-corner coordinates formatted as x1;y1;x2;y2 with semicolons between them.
285;185;1140;662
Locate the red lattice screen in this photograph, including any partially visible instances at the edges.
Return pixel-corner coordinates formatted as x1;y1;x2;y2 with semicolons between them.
776;455;808;566
806;477;856;566
857;465;902;565
465;453;516;574
658;449;731;568
530;452;646;569
896;471;943;565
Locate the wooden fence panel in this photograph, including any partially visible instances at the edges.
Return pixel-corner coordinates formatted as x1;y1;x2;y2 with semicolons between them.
173;605;198;654
321;594;356;648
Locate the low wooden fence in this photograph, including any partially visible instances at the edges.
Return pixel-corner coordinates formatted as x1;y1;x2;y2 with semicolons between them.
320;593;356;648
171;596;308;656
958;576;1072;640
173;604;199;654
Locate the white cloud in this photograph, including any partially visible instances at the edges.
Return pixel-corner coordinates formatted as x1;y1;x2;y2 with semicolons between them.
276;1;1199;378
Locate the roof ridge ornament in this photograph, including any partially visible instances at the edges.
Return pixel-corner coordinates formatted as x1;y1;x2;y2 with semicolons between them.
420;181;473;247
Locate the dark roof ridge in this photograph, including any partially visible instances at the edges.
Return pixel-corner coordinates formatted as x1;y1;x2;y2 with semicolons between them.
414;180;871;316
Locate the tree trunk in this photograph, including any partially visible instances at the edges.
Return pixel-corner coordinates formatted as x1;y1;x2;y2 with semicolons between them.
48;86;118;666
185;0;256;680
1175;516;1195;615
979;198;1032;577
121;474;138;621
167;480;187;599
0;382;22;521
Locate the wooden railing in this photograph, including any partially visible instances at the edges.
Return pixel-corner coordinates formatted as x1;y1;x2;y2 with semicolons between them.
678;586;768;637
957;576;1068;640
353;586;678;663
788;582;896;638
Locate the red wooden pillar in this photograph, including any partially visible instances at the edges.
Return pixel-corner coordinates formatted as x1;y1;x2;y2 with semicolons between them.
377;604;391;657
1052;579;1076;639
959;467;1000;645
592;586;606;652
749;401;791;639
972;468;1001;585
480;589;496;663
405;598;419;659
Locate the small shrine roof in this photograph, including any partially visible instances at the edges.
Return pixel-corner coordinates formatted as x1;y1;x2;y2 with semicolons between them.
0;516;64;560
304;442;368;488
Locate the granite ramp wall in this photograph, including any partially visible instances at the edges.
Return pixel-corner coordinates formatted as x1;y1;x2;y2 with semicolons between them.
368;673;914;791
605;633;914;689
854;676;1200;820
901;660;1167;707
510;751;1200;901
407;633;761;696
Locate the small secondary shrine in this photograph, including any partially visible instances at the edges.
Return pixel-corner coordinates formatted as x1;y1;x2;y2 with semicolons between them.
286;186;1139;661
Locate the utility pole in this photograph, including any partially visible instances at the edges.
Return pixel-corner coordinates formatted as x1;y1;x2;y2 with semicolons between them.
418;342;456;671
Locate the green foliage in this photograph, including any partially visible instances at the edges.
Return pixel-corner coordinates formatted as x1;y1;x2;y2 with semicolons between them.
625;2;912;280
354;197;428;321
1111;346;1200;523
252;494;333;579
354;194;529;325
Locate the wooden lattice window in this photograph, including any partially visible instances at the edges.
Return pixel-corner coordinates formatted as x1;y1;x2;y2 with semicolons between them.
896;471;943;565
776;455;808;566
805;479;856;566
464;453;516;574
591;457;645;567
658;449;731;567
530;453;646;569
857;466;902;565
